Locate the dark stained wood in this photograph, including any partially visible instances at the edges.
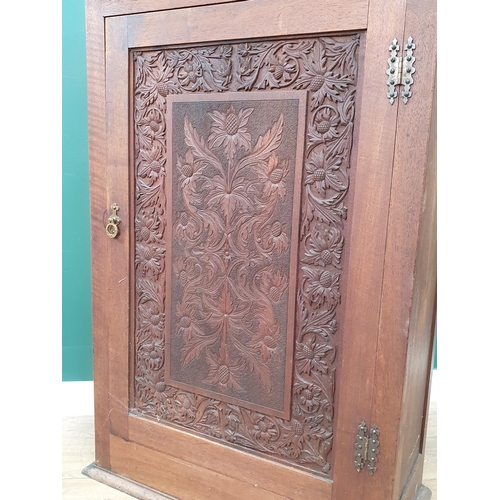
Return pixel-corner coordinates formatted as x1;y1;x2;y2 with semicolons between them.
129;32;360;477
163;91;307;419
85;0;436;498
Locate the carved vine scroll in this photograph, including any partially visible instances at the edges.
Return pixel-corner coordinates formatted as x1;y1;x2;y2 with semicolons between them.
132;35;360;477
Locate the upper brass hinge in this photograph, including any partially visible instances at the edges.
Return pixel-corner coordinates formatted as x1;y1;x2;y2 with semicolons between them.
354;421;380;475
386;37;416;104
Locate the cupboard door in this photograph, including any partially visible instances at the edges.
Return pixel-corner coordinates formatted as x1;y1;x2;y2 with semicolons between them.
86;0;436;498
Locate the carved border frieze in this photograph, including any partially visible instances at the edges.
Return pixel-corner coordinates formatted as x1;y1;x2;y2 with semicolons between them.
132;34;360;477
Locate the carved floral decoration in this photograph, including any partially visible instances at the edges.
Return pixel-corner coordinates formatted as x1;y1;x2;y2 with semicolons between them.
132;35;360;477
170;102;294;404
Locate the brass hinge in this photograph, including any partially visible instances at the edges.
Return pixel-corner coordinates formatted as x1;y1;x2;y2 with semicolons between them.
386;37;416;104
354;421;380;475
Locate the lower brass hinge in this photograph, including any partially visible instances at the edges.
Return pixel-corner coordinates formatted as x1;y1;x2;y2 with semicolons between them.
354;421;380;475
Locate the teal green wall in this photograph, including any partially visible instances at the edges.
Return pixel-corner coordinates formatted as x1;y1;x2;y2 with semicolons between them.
62;0;93;381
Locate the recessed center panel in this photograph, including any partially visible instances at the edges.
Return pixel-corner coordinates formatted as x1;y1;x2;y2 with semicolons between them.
165;92;307;418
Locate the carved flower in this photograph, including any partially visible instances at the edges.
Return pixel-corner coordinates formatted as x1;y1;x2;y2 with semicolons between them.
283;416;322;458
305;149;345;193
302;266;341;309
237;43;254;58
204;287;252;337
177;149;205;191
150;370;177;406
296;383;323;413
174;393;197;420
173;257;201;289
257;151;289;200
175;299;199;343
204;344;246;392
207;104;254;160
138;302;165;335
251;415;279;443
221;405;241;442
303;227;344;268
178;57;202;87
247;320;280;363
311;106;340;142
261;221;289;255
206;172;251;220
138;146;166;182
135;244;165;277
136;209;162;244
257;269;288;303
295;337;332;375
266;54;297;86
138;107;165;142
294;41;352;108
174;211;199;240
213;58;232;86
138;339;164;370
136;58;180;103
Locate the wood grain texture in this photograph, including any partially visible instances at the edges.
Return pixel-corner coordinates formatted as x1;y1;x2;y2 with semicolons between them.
85;0;437;498
129;34;360;476
330;0;408;496
102;0;247;17
368;0;437;497
104;15;132;441
83;464;177;500
85;0;111;469
126;414;331;500
125;0;368;48
110;433;291;500
65;402;436;499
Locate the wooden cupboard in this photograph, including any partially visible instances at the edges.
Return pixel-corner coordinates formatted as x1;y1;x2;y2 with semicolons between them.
83;1;437;499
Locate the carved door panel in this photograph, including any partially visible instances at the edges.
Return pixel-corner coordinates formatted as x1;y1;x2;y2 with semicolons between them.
86;0;436;499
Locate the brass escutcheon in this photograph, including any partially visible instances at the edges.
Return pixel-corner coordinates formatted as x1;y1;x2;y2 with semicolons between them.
105;203;121;239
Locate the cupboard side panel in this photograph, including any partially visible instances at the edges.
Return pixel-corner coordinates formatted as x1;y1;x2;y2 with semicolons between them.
396;68;437;499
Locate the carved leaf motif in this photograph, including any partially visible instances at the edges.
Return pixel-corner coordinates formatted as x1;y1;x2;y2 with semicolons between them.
174;106;288;396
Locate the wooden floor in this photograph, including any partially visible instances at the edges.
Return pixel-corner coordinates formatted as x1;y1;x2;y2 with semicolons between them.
62;401;436;499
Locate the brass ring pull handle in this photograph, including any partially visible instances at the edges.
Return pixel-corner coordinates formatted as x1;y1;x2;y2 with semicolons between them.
105;203;121;239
